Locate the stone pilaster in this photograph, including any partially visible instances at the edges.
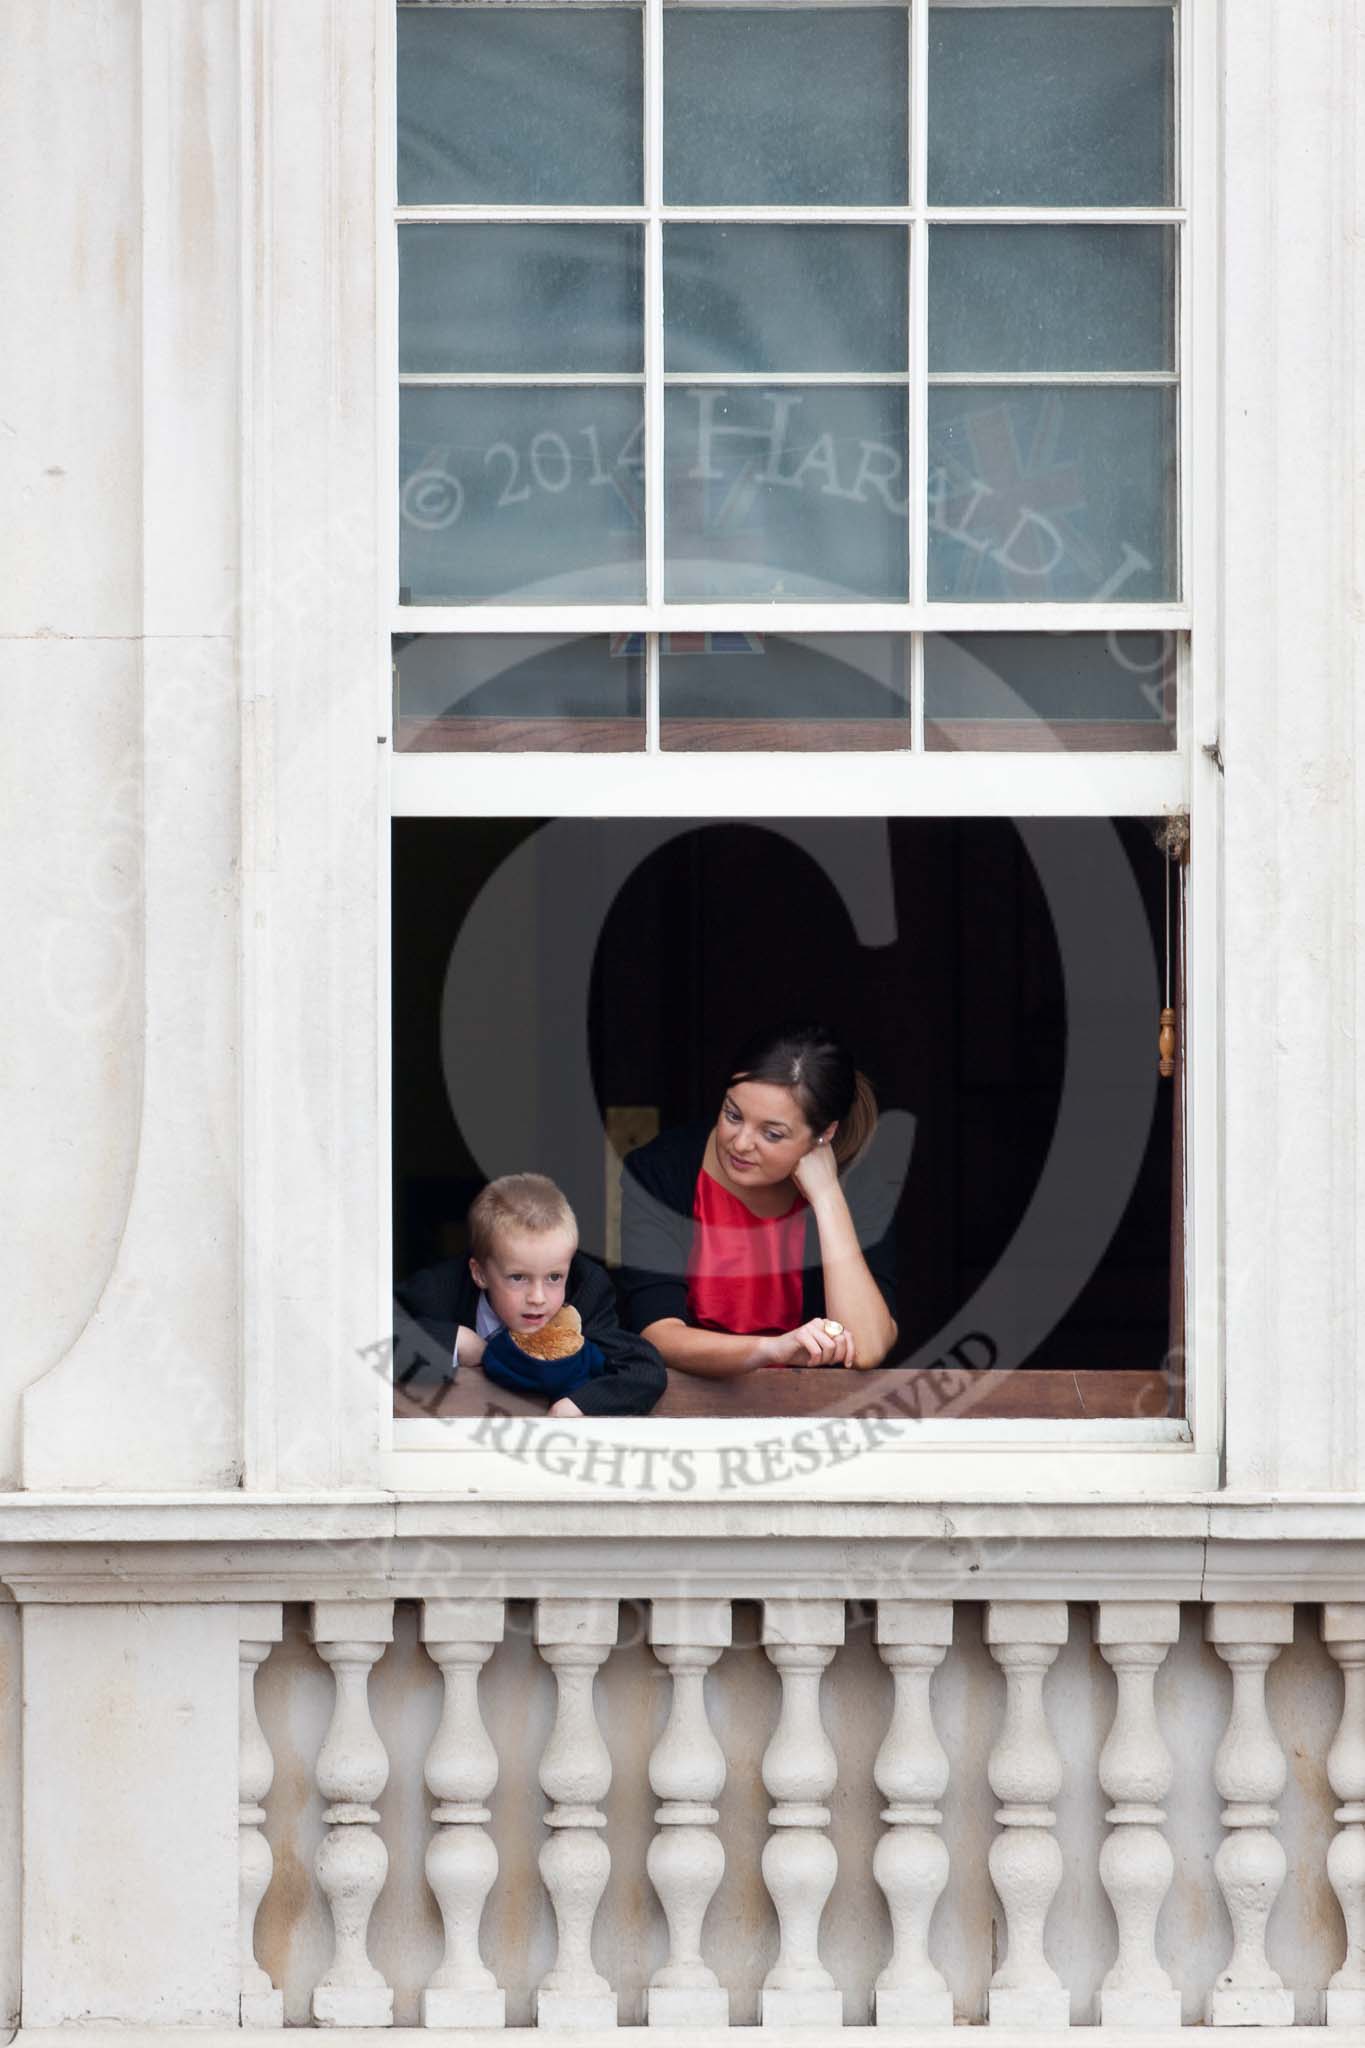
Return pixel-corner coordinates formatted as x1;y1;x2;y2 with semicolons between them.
239;1604;285;2027
1323;1604;1365;2027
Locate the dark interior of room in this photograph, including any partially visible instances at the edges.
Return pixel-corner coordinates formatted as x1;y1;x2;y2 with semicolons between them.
393;815;1179;1404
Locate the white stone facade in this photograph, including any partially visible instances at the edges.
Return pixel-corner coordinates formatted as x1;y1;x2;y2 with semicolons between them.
2;0;1364;2037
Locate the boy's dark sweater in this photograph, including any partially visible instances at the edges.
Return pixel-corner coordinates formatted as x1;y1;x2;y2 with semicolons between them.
394;1250;667;1416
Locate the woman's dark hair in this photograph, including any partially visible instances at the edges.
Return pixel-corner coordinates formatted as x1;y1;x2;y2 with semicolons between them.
725;1022;878;1168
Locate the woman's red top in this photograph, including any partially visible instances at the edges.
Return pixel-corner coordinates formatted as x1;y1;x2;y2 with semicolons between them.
685;1166;808;1341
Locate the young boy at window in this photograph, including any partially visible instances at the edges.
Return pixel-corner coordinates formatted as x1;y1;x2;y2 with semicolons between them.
395;1174;666;1417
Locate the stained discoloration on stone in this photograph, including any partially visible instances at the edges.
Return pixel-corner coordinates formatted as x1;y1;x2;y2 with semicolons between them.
0;1608;21;2026
254;1605;331;2022
369;1600;442;2026
173;12;219;370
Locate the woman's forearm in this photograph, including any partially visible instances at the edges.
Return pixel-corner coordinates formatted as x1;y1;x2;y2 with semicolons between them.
810;1187;897;1366
642;1318;772;1378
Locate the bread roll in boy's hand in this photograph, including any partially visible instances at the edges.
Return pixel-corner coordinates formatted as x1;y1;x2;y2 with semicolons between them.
510;1303;584;1361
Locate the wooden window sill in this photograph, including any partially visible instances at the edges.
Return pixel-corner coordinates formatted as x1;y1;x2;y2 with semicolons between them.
395;1364;1173;1423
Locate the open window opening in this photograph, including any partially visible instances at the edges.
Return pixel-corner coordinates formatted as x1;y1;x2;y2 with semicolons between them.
392;815;1185;1424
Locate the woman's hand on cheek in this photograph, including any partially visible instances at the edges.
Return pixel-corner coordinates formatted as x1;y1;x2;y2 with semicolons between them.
792;1137;840;1203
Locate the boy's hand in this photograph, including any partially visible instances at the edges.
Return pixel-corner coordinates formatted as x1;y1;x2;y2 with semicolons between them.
547;1396;584;1417
456;1324;486;1366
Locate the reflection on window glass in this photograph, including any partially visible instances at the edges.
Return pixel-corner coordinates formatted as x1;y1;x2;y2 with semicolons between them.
665;226;908;375
397;5;643;204
664;7;909;204
400;225;644;376
393;634;644;751
666;385;909;601
927;385;1177;602
660;632;910;749
924;632;1176;751
929;227;1176;374
400;387;645;604
928;5;1175;206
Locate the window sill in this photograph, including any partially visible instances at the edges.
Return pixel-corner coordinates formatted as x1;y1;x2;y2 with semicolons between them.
384;1421;1209;1500
395;1364;1174;1424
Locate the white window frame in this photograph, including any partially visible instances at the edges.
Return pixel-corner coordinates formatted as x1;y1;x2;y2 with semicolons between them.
378;0;1223;1495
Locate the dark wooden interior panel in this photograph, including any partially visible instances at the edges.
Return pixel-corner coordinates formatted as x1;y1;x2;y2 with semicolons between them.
392;818;1180;1416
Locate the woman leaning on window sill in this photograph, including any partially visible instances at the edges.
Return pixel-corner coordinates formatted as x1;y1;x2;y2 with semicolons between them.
618;1023;899;1377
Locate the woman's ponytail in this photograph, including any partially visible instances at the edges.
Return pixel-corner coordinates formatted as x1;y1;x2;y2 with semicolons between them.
832;1069;878;1168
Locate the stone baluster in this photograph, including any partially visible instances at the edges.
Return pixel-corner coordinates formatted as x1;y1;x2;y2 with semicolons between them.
239;1603;284;2027
873;1601;953;2027
646;1598;731;2028
420;1599;506;2029
985;1600;1069;2028
1322;1604;1365;2027
760;1598;845;2027
535;1598;618;2029
310;1601;394;2026
1095;1602;1181;2027
1205;1602;1294;2026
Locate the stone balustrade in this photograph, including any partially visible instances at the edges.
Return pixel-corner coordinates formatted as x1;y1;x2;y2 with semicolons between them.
9;1498;1365;2033
224;1590;1365;2033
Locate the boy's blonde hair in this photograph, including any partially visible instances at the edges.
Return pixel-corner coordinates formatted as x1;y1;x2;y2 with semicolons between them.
467;1173;579;1264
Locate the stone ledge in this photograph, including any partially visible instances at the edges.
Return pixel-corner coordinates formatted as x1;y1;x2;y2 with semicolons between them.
2;1529;1365;1604
1;1496;1365;1606
0;1490;1364;1543
6;2028;1326;2047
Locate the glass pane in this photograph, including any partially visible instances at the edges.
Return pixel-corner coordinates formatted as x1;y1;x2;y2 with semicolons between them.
930;227;1175;373
664;8;909;205
397;6;643;205
927;385;1177;601
924;631;1176;749
928;5;1175;206
400;225;643;375
400;386;645;603
393;634;644;750
665;226;907;374
659;632;910;748
666;384;909;600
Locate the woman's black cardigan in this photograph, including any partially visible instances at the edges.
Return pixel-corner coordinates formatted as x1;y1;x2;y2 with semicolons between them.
618;1122;899;1337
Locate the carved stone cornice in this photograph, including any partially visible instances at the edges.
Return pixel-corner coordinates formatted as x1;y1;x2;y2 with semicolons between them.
4;1496;1365;1604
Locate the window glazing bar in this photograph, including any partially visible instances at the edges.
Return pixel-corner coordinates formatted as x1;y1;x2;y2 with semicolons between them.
645;0;664;608
926;371;1179;385
391;749;1187;819
927;207;1186;224
391;604;1193;634
397;207;651;223
399;373;646;386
